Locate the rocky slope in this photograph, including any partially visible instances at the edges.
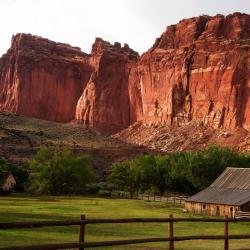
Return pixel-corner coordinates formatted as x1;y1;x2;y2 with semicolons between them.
0;13;249;148
114;122;250;152
0;112;149;177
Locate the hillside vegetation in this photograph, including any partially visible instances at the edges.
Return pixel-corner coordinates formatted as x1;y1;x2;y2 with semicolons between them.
0;112;148;176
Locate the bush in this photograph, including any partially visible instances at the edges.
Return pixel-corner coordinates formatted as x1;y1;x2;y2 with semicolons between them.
28;147;94;194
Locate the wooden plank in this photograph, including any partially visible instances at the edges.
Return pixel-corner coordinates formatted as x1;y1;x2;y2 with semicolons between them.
2;235;250;250
169;214;174;250
0;220;82;229
0;218;250;229
0;243;80;250
1;217;250;229
79;215;85;250
224;215;229;250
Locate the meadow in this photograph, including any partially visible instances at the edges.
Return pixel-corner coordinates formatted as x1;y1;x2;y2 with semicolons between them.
0;195;250;250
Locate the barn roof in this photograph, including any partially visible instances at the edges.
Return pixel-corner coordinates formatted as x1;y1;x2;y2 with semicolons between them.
186;167;250;206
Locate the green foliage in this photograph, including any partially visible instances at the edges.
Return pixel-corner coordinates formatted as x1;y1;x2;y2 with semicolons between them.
107;161;140;198
28;147;94;194
107;146;250;195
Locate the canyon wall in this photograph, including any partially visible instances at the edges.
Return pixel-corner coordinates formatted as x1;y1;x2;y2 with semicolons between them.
129;13;250;130
0;13;249;133
75;38;138;133
0;33;92;122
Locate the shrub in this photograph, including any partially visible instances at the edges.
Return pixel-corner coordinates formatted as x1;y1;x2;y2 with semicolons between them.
28;147;94;194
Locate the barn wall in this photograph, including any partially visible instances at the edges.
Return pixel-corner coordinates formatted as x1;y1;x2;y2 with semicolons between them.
185;201;240;217
240;202;250;212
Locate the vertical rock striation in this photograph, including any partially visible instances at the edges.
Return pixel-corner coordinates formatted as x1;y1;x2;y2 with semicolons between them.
0;33;92;122
0;13;249;134
75;38;139;133
129;13;250;130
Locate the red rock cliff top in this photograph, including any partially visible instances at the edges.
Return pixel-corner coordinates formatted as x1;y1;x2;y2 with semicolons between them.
153;12;250;50
91;37;139;59
7;33;88;62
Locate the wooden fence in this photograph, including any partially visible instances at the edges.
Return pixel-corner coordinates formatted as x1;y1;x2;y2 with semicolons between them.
235;211;250;219
137;194;188;204
110;192;188;205
0;215;250;250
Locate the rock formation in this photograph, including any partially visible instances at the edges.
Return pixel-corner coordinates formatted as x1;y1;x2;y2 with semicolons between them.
0;13;249;135
128;13;250;130
75;38;139;133
0;33;92;122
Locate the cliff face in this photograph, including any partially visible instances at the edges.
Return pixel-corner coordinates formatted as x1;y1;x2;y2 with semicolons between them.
0;34;92;122
129;13;250;130
0;13;250;134
75;38;139;133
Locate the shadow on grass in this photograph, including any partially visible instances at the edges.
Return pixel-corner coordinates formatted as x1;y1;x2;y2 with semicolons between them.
0;211;76;222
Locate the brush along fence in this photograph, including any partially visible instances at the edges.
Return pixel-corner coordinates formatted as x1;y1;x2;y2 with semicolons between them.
0;215;250;250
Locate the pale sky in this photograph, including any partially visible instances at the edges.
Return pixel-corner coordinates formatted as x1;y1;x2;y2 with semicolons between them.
0;0;250;56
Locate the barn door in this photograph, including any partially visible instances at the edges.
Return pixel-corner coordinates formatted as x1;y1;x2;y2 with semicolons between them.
216;206;220;216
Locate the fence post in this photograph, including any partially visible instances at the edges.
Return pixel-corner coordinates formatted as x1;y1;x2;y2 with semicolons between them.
169;214;174;250
224;215;229;250
79;214;85;250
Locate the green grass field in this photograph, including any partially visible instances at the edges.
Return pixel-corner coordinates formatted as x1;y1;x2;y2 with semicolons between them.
0;195;249;250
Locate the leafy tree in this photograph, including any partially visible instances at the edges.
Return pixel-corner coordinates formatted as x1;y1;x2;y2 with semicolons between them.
168;152;195;194
193;146;250;189
28;147;94;194
107;162;139;198
154;155;172;196
131;155;157;193
107;146;250;196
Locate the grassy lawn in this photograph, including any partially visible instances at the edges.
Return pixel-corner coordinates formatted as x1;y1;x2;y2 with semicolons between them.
0;194;249;249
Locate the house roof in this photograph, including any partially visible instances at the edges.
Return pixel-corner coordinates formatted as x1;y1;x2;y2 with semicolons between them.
0;171;14;185
186;167;250;206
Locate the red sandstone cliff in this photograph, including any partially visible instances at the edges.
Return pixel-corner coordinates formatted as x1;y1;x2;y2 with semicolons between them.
75;38;139;133
0;13;249;135
0;34;92;122
129;13;250;130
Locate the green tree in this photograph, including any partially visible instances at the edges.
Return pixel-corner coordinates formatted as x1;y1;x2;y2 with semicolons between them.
154;155;172;196
193;146;249;189
107;162;139;198
131;155;156;193
168;152;195;194
28;147;94;194
107;146;250;197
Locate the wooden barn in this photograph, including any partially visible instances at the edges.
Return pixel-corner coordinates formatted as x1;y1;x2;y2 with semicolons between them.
185;167;250;217
0;171;16;193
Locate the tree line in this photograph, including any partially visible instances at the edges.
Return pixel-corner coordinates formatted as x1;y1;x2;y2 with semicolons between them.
0;146;249;196
108;146;250;197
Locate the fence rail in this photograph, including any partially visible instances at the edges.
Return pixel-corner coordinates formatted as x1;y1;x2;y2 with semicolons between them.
110;192;188;204
235;211;250;219
1;215;250;250
137;194;188;204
